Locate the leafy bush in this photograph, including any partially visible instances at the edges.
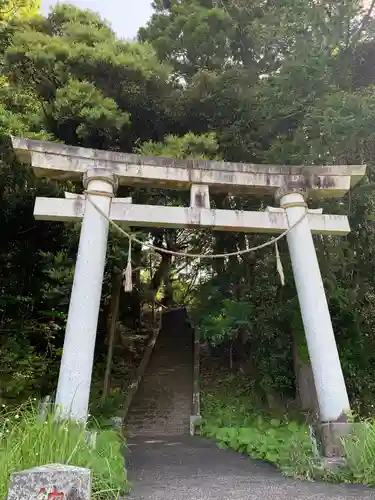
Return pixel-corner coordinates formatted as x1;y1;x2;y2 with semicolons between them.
202;418;315;479
0;403;127;499
0;339;59;404
200;373;316;479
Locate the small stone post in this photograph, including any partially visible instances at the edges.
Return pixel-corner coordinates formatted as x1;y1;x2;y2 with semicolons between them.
55;169;118;423
7;464;91;500
276;185;351;457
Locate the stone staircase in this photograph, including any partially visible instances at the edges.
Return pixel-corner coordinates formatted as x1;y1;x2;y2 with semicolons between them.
125;308;194;437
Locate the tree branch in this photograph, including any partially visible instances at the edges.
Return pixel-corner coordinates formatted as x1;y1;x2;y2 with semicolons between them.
352;0;375;44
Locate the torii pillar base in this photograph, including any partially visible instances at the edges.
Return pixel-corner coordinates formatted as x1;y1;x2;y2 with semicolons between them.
316;421;350;460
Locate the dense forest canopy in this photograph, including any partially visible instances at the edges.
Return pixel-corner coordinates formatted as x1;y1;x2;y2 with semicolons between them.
1;0;375;416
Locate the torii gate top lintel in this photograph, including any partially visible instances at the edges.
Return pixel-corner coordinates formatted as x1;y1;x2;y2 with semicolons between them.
11;136;366;199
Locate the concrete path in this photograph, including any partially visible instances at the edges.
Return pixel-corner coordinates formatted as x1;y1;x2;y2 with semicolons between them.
126;436;375;500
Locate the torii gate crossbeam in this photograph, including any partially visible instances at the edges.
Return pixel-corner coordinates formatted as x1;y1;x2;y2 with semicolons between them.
11;136;366;459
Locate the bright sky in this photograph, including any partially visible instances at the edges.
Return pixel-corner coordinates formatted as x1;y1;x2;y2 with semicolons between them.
41;0;154;39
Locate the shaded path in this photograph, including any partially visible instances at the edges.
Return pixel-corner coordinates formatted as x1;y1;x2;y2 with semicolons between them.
126;436;375;500
125;308;193;437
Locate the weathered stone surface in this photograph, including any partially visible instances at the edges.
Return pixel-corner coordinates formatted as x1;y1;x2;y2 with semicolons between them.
315;421;369;459
7;464;91;500
317;421;349;458
34;198;351;235
111;416;124;429
11;136;366;198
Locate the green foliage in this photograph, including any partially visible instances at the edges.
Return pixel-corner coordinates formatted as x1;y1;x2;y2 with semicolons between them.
0;339;59;403
141;0;368;82
201;374;375;486
4;4;172;149
208;424;313;477
138;132;220;159
200;374;315;479
0;155;73;402
0;3;174;404
51;79;130;146
0;403;127;499
140;0;236;78
192;260;297;393
0;0;40;23
196;298;253;344
339;421;375;485
90;386;127;429
2;0;375;425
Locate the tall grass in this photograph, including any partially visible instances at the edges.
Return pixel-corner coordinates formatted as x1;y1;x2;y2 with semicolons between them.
0;402;127;499
340;421;375;486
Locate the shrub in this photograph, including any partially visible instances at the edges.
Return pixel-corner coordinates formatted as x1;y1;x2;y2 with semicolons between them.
200;373;316;480
202;417;315;479
0;402;127;499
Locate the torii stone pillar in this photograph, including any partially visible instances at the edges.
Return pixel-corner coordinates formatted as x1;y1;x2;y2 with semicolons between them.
277;185;350;458
55;169;118;421
277;186;350;416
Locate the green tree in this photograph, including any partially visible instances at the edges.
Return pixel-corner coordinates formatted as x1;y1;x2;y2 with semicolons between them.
141;0;375;413
4;4;174;150
2;0;375;419
0;4;177;402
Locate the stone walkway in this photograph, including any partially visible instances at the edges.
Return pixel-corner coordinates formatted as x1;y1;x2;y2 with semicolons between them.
126;436;375;500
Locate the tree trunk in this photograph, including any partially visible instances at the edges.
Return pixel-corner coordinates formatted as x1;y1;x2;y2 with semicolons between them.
162;273;175;308
102;268;123;404
145;231;179;304
292;331;319;417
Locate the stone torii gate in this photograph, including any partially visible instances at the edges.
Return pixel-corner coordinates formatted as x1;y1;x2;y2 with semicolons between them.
11;136;365;455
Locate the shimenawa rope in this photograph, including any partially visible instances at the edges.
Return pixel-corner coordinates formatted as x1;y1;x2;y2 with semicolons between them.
84;190;308;290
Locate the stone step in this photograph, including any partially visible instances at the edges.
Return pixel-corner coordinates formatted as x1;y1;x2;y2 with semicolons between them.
125;310;194;437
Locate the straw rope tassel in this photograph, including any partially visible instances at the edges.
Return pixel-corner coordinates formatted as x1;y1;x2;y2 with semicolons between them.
275;242;285;286
124;237;133;292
